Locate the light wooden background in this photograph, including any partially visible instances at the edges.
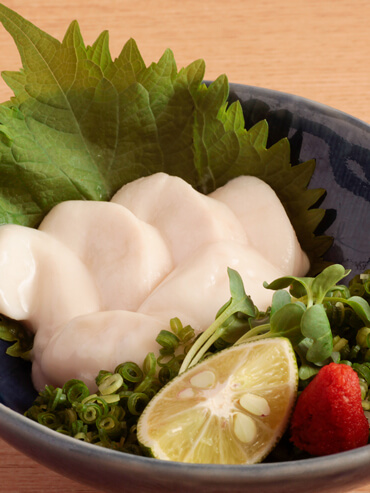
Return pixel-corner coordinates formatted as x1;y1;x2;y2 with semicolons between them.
0;1;369;492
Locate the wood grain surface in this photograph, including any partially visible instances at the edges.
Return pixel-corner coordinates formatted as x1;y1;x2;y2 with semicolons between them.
0;1;369;492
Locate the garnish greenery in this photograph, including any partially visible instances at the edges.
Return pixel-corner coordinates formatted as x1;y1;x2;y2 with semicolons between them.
24;265;370;458
0;314;33;359
25;358;156;454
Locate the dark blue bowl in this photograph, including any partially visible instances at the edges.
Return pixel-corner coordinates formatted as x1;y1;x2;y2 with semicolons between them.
0;83;369;493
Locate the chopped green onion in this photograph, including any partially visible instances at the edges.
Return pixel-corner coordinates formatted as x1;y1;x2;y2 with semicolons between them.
96;415;122;438
81;394;109;413
49;387;66;411
134;353;158;394
62;408;78;425
37;412;60;429
101;394;120;404
332;336;348;352
74;432;90;441
108;405;126;421
98;373;124;395
115;362;143;384
356;327;370;348
157;353;176;367
127;393;149;415
169;317;183;334
156;329;179;355
76;403;104;424
95;370;112;387
56;425;72;435
362;401;370;411
63;380;89;403
123;443;143;455
353;363;370;385
350;345;361;360
339;360;353;366
71;420;88;436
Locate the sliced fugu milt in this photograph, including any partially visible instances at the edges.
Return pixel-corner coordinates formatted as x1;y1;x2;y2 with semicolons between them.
0;224;100;352
36;310;169;391
138;240;285;332
137;338;298;464
39;200;173;311
209;175;310;276
111;172;248;265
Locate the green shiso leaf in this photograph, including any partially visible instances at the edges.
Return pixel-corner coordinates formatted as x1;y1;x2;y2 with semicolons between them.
0;3;329;269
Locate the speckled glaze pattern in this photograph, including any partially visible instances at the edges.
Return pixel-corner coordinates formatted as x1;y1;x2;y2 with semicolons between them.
0;83;369;493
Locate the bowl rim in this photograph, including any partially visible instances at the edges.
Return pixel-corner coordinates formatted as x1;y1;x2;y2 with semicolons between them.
0;81;369;490
227;80;370;130
1;402;370;479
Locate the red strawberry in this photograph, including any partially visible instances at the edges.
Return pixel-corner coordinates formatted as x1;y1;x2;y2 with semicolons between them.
290;362;369;456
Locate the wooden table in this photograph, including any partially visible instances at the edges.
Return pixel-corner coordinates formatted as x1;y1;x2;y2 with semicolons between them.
0;1;369;492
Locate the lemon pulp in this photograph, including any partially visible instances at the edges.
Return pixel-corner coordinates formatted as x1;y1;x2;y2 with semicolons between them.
137;337;298;464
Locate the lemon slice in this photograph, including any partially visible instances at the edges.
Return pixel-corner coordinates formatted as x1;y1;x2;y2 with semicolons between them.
137;338;298;464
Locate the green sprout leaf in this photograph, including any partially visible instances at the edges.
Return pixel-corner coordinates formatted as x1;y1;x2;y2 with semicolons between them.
227;268;256;316
264;275;315;306
263;275;311;293
311;264;350;303
269;303;305;347
264;265;351;308
270;290;292;317
301;304;333;363
295;339;321;381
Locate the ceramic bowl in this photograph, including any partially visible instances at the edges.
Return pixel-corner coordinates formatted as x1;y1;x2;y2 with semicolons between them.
0;82;369;493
